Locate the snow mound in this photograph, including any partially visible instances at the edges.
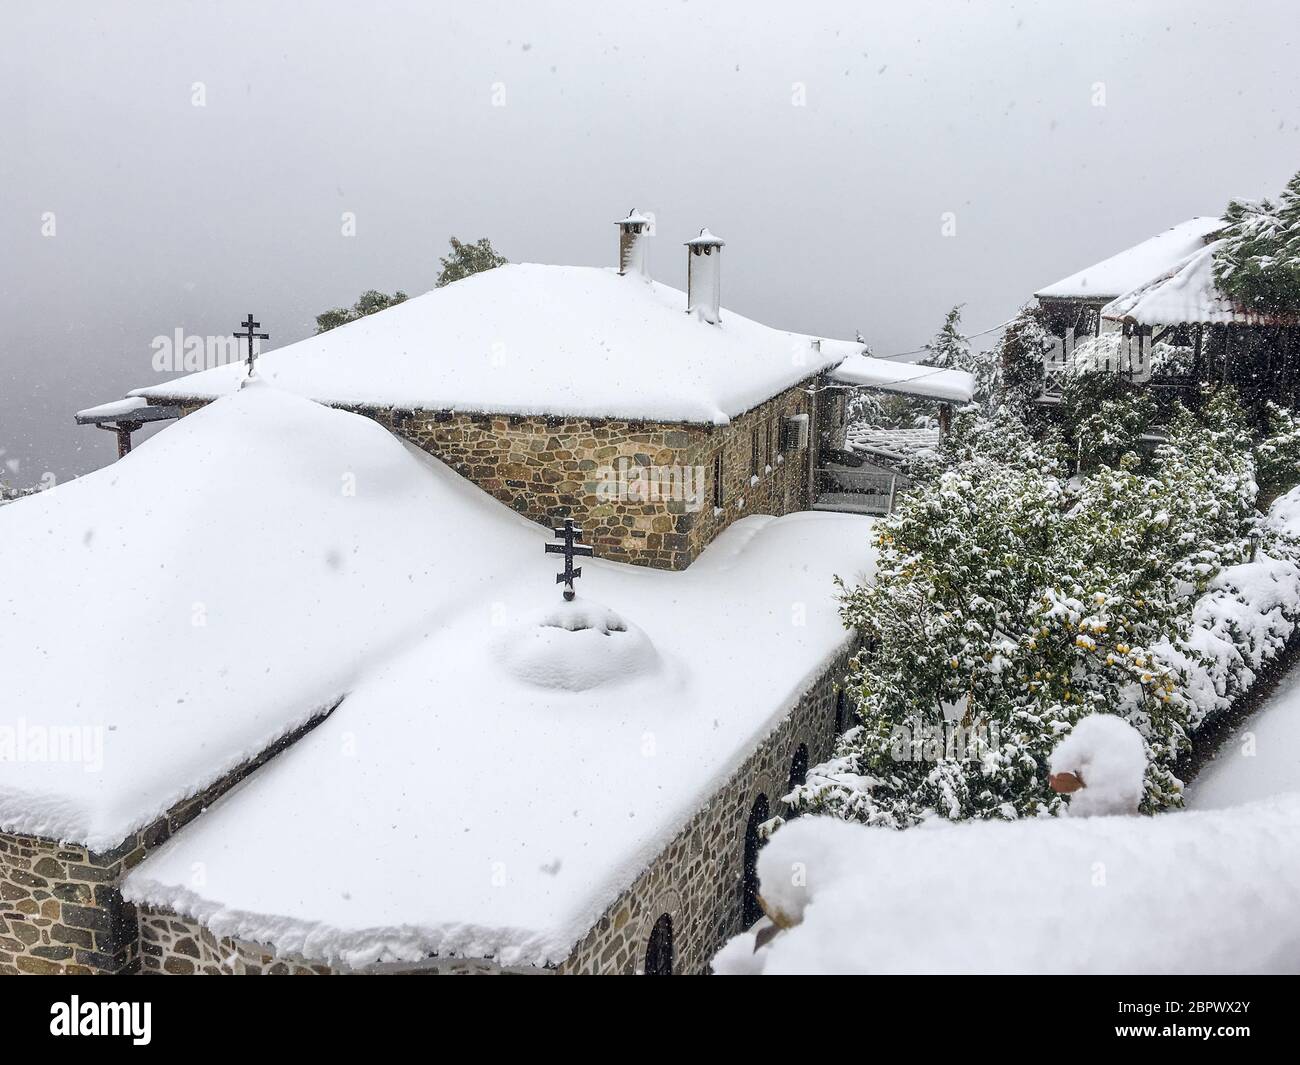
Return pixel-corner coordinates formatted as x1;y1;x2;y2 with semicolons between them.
494;599;661;692
1049;714;1147;817
715;799;1300;975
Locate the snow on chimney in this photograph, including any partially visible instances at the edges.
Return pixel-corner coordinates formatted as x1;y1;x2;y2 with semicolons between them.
685;228;725;324
616;208;653;278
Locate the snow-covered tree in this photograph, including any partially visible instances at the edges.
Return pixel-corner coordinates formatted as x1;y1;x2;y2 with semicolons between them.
922;305;969;369
990;305;1053;420
315;289;409;334
1254;400;1300;502
921;304;998;404
1061;371;1157;473
435;236;508;288
1212;170;1300;313
793;397;1263;828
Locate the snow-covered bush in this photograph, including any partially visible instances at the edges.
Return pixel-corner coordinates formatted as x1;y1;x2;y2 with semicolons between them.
1061;370;1156;472
989;305;1053;422
1254;400;1300;501
793;398;1268;827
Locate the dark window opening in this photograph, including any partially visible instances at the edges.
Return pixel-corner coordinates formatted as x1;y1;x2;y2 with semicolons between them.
835;690;849;734
713;452;724;508
788;744;809;791
741;794;769;927
751;427;760;476
644;913;674;975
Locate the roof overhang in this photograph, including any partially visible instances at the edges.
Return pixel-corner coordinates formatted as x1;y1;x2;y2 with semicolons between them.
75;397;182;426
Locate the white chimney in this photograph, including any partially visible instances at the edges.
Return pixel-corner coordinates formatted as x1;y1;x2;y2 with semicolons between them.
616;208;653;278
685;228;725;324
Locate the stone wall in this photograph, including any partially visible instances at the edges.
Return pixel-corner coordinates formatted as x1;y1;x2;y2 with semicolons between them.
375;378;825;571
137;914;533;975
136;642;857;975
0;711;330;975
149;376;838;571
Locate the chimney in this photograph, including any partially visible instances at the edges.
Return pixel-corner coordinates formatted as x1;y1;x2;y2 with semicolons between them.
616;208;652;278
685;228;725;324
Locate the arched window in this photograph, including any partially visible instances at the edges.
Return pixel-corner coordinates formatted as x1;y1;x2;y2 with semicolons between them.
644;913;674;975
835;689;852;734
788;744;809;791
741;794;769;927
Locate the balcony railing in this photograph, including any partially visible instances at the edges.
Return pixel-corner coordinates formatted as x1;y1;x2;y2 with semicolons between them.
811;465;899;516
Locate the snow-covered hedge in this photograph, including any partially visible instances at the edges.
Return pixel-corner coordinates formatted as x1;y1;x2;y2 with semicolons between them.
1161;554;1300;732
793;395;1300;828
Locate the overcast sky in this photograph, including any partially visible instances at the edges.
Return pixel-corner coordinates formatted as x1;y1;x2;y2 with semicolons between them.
2;0;1298;487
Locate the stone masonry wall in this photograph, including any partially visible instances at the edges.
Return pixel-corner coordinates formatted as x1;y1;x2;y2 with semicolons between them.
373;377;822;571
0;711;330;975
136;642;857;975
150;375;832;571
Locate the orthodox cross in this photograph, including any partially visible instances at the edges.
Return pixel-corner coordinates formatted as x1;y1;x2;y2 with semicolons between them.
234;313;269;376
545;519;594;601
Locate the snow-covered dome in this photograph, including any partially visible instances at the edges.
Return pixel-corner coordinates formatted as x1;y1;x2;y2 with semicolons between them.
495;599;661;692
1049;714;1148;817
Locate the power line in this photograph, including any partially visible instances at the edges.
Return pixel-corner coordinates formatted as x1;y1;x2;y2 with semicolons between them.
866;315;1018;361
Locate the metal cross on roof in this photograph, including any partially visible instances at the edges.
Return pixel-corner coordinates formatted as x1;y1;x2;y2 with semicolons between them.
234;313;269;376
545;519;594;601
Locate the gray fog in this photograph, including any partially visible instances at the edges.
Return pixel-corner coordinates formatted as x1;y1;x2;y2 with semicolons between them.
3;0;1297;487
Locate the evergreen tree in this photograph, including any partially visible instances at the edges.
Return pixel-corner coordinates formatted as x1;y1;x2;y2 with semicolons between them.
922;304;998;403
922;305;970;370
990;305;1053;422
1253;400;1300;502
435;236;508;288
792;398;1263;828
1212;170;1300;312
315;289;409;335
1062;371;1156;473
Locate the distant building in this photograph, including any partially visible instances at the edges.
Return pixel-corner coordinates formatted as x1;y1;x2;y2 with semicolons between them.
1033;217;1300;402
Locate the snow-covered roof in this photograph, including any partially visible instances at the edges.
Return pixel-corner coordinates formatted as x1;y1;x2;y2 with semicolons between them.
1035;217;1223;302
122;501;872;968
0;383;875;966
1;381;540;851
829;353;976;404
1102;240;1300;327
715;801;1300;974
74;396;152;422
129;264;860;425
846;426;941;462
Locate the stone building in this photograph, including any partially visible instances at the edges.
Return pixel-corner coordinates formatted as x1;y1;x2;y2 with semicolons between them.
4;213;968;975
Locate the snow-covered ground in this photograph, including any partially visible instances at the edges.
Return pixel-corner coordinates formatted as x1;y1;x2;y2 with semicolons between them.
714;796;1300;975
0;382;877;967
1188;667;1300;810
